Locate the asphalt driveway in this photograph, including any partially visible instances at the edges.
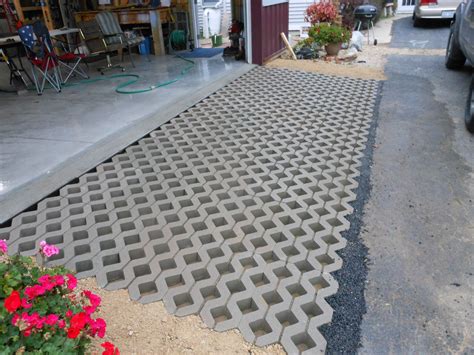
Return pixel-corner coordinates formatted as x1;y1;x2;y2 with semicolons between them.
390;16;451;49
359;18;474;354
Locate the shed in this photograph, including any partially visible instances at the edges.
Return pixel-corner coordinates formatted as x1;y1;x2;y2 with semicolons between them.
248;0;289;65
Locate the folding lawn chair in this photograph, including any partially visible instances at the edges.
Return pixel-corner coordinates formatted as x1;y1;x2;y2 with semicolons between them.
33;21;89;84
77;19;125;74
18;24;61;95
96;11;148;68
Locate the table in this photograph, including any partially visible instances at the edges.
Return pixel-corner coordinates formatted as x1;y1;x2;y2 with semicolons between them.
74;8;173;56
0;37;30;92
0;27;80;44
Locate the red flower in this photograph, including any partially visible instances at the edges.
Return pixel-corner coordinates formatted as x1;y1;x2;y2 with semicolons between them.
67;327;81;339
4;291;21;313
101;342;120;355
70;312;89;330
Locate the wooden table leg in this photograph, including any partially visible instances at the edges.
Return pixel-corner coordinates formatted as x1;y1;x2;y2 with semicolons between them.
150;10;165;56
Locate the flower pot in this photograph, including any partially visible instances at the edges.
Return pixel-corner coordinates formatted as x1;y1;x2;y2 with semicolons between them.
325;42;342;56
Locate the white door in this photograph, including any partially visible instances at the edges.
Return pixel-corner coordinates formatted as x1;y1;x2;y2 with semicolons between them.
398;0;416;14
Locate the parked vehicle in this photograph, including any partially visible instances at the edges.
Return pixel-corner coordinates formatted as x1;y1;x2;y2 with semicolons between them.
445;0;474;133
412;0;462;27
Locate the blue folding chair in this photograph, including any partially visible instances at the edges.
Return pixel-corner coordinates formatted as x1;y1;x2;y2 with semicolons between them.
18;23;61;95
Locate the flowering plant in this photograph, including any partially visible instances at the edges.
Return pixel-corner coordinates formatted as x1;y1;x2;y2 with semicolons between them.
308;23;351;45
0;240;118;354
305;1;338;25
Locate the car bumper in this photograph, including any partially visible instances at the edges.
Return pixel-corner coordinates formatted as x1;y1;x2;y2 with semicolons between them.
415;6;457;18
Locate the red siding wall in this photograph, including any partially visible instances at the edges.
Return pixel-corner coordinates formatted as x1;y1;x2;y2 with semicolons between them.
251;0;289;65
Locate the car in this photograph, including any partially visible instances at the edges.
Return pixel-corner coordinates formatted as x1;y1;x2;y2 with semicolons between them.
412;0;462;27
445;0;474;133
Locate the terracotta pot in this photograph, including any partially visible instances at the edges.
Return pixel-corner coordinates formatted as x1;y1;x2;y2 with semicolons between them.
325;43;342;56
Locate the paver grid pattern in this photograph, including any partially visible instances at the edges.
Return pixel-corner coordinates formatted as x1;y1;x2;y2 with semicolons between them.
1;67;379;353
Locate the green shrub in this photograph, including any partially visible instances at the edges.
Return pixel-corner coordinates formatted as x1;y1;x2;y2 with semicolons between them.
308;23;352;46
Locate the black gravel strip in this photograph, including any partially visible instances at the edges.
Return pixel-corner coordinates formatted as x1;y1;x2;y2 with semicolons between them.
319;81;384;354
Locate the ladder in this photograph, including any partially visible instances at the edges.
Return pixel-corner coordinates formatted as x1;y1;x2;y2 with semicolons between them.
0;0;20;32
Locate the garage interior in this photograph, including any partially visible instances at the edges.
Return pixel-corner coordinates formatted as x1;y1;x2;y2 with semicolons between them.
0;0;254;223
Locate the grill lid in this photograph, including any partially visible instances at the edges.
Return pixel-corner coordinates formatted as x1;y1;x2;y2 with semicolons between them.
354;4;378;17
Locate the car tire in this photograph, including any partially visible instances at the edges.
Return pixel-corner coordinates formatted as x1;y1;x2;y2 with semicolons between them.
445;25;466;69
465;78;474;133
413;13;423;27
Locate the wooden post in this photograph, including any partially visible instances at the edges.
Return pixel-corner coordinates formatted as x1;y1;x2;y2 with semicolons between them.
41;0;54;30
280;32;297;60
12;0;24;22
150;9;165;56
333;0;342;26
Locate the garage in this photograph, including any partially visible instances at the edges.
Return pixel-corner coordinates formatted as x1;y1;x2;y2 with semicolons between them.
0;0;288;222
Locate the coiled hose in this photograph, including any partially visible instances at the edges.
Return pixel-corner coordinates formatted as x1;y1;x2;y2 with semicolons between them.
59;53;194;94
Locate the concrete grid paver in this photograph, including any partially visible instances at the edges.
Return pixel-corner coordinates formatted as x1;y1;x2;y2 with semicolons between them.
1;67;380;353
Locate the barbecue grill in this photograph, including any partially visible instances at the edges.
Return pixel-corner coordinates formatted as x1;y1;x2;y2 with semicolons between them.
354;4;378;45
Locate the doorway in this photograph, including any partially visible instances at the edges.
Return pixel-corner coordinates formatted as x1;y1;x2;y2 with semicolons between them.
190;0;249;62
398;0;416;14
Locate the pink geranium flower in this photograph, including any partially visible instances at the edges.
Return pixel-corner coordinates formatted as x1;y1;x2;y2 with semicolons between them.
21;298;32;309
0;239;7;254
83;290;101;309
66;274;77;290
45;314;59;326
39;241;60;258
89;318;107;338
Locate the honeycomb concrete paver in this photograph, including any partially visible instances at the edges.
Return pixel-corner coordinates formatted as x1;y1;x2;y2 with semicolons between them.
1;67;380;353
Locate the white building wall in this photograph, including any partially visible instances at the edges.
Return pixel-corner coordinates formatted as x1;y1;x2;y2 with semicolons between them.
197;0;231;35
289;0;314;32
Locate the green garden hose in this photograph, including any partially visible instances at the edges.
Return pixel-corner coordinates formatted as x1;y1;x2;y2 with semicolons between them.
54;54;195;94
169;30;187;50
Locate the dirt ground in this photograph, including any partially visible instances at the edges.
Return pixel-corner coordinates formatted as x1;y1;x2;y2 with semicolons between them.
267;56;387;81
267;45;445;81
268;14;444;81
78;279;285;354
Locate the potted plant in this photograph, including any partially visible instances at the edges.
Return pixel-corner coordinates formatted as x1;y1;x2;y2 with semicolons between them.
308;23;351;56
